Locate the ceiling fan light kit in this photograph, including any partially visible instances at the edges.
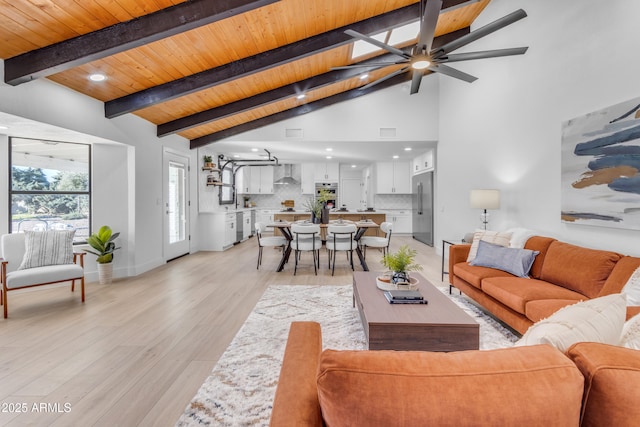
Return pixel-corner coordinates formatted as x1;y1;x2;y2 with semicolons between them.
339;1;528;95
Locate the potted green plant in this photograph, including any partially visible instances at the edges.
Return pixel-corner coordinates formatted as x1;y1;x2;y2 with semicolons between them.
381;245;423;285
203;155;214;169
304;197;323;223
85;225;121;284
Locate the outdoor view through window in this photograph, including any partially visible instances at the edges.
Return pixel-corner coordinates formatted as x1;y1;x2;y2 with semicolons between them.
10;137;91;243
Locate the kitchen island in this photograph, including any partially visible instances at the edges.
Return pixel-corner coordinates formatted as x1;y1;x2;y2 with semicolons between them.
273;211;385;238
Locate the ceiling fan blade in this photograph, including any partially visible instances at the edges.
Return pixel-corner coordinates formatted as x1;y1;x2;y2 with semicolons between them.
330;62;404;70
441;47;528;63
359;67;409;91
417;0;443;53
410;69;423;94
433;9;527;57
429;63;477;83
344;29;411;59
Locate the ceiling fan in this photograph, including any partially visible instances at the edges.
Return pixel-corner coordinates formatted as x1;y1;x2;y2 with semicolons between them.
336;0;528;94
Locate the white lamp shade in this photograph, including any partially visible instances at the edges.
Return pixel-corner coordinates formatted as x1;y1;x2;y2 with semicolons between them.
470;189;500;210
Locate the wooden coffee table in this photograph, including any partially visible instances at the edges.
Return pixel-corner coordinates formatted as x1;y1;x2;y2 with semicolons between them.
353;271;479;351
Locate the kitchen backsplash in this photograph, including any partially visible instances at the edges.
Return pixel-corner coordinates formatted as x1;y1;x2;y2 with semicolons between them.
373;194;412;210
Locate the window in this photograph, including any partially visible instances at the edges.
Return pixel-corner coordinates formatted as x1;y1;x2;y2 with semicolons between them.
350;21;420;60
10;137;91;243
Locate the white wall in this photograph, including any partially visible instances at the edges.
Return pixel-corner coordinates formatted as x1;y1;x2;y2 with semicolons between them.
437;0;640;256
0;65;197;277
223;75;440;142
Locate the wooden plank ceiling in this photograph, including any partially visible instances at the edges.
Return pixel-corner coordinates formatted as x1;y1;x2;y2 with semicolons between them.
0;0;491;149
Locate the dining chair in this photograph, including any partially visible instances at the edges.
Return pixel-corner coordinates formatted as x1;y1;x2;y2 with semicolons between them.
326;223;357;276
290;223;322;275
255;222;288;269
359;221;393;260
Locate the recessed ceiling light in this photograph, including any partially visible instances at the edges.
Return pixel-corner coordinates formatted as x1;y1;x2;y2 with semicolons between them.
326;147;333;152
392;155;399;159
88;73;107;82
404;147;412;151
359;73;369;80
233;154;240;158
296;93;306;100
326;155;332;159
351;164;357;168
0;125;8;130
251;148;259;152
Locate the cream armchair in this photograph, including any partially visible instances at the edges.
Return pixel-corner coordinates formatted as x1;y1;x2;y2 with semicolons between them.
1;232;85;318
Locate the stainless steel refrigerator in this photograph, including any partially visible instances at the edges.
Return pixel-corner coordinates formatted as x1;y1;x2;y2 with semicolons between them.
412;171;434;246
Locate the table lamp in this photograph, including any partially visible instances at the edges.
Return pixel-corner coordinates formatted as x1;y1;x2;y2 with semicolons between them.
470;189;500;230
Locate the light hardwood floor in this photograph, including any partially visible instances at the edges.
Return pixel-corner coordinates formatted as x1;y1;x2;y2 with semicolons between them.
0;235;443;426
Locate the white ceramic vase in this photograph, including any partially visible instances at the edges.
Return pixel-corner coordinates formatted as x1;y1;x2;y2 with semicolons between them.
97;262;113;285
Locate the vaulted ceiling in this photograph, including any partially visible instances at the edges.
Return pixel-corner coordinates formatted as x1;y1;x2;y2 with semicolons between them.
0;0;494;150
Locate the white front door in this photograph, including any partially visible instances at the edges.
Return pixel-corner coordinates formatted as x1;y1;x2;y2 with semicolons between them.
341;178;361;211
163;150;190;261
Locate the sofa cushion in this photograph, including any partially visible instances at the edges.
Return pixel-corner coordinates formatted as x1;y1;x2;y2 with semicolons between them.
515;294;626;352
19;230;75;270
525;299;587;323
539;241;622;298
522;236;556;279
469;240;539;278
568;342;640;427
620;313;640;350
482;277;585;315
466;230;512;262
317;346;583;427
599;256;640;297
452;262;515;290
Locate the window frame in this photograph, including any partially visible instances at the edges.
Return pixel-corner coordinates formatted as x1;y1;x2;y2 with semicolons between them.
8;137;92;244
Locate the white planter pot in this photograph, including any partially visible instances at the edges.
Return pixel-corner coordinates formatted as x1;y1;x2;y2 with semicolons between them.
97;263;113;284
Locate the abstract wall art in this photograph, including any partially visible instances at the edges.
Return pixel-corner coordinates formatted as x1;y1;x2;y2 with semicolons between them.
561;96;640;230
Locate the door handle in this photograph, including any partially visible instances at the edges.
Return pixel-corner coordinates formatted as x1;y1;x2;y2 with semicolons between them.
417;182;423;215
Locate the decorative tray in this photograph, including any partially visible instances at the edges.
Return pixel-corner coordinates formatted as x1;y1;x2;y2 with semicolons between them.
376;276;419;291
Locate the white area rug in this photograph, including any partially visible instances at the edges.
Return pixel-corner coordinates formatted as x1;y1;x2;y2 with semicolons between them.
176;284;518;426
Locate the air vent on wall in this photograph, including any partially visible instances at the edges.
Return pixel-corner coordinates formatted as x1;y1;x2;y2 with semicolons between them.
285;128;303;138
379;127;397;138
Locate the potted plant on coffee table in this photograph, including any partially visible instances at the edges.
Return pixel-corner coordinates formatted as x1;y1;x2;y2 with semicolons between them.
381;245;423;285
85;225;121;284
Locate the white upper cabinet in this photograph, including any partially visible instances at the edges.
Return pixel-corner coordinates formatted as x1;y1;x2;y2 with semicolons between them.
375;161;411;194
300;163;316;194
314;162;339;182
237;166;273;194
413;150;434;175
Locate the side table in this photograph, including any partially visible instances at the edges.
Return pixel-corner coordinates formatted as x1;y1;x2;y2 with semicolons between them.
441;239;462;294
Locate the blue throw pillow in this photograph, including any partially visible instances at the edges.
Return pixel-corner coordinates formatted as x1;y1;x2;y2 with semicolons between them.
469;240;539;278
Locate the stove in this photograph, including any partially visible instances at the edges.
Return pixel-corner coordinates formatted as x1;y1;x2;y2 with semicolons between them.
280;208;296;212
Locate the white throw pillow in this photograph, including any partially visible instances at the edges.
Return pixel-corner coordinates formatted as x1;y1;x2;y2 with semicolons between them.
466;230;512;262
505;227;536;249
19;230;75;270
622;266;640;306
515;293;627;352
620;313;640;350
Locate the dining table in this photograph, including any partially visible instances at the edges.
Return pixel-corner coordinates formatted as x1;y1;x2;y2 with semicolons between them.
266;219;380;272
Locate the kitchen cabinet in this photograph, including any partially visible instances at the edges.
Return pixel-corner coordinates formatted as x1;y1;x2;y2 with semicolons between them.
413;150;434;175
224;213;236;247
313;162;340;182
375;161;411;194
237;166;274;194
243;211;252;240
300;163;315;194
387;210;412;234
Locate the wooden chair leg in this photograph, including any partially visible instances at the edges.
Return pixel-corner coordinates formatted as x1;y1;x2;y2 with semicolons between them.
81;276;85;302
71;280;75;292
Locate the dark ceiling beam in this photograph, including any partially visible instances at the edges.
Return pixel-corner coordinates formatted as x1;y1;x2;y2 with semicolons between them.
106;0;467;118
4;0;280;86
159;27;469;137
189;70;428;149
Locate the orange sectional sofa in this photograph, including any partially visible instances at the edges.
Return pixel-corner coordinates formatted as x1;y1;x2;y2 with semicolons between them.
269;322;640;427
449;236;640;334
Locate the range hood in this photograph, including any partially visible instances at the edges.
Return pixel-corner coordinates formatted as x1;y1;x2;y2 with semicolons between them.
274;164;299;185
